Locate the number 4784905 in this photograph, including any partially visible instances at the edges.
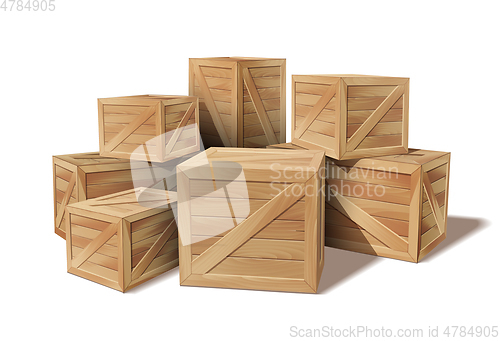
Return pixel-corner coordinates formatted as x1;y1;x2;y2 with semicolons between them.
1;0;56;11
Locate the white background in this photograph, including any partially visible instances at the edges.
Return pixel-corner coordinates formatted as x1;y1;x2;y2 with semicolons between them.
1;1;498;340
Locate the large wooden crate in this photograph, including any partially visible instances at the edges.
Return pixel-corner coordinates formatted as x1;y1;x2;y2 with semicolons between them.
177;147;325;293
267;143;450;262
189;57;286;148
66;188;178;292
292;75;409;160
98;95;200;162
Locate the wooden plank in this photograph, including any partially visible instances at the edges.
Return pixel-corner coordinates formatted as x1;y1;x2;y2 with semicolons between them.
131;219;177;280
190;198;305;218
191;217;305;240
206;257;304;279
103;105;157;153
325;224;386;247
191;183;305;274
131;218;175;243
164;102;196;155
200;66;232;78
181;273;314;293
295;82;332;96
72;221;120;269
190;180;288;200
327;179;410;205
242;67;279;145
55;172;76;231
304;175;320;290
295;83;337;138
347;86;404;151
78;261;118;283
192;237;305;260
325;208;409;236
327;190;408;251
68;267;121;291
178;171;192;283
204;77;233;91
357;135;403;150
422;172;445;234
330;164;411;189
325;238;414;262
347;121;402;138
192;61;232;146
249;66;281;78
347;85;396;97
347;108;403;124
71;245;118;271
296;93;336;110
407;169;422;262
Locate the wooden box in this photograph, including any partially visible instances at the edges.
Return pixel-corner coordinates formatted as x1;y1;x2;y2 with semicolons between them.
66;188;178;292
53;152;137;239
98;95;200;162
177;147;325;293
267;144;450;262
292;75;409;160
189;57;286;148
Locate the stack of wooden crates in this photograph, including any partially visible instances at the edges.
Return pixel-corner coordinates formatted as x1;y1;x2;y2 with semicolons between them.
53;58;450;294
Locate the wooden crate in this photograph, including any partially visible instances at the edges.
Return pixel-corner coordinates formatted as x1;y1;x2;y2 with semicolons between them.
177;147;325;293
66;188;178;292
267;143;450;262
189;57;286;148
53;153;135;239
292;75;409;160
53;152;187;239
98;95;200;162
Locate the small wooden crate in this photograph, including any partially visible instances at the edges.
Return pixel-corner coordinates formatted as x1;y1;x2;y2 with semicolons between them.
98;95;200;162
177;147;325;293
292;75;409;160
66;188;178;292
53;152;136;239
189;57;286;148
267;143;450;262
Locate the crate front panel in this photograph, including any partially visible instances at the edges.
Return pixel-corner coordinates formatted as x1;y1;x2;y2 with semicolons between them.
178;149;323;293
325;159;414;261
192;65;234;148
190;181;306;278
345;83;406;152
54;161;78;238
68;213;120;287
102;103;159;157
242;66;282;147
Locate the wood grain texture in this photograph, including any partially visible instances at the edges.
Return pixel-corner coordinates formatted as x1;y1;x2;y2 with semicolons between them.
268;143;450;262
98;95;199;162
189;57;285;148
66;188;178;292
292;75;409;160
178;147;324;293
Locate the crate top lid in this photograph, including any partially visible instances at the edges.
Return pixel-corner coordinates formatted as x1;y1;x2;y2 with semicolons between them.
292;74;410;85
54;152;130;166
67;188;177;218
178;147;324;182
364;149;450;165
190;56;285;61
98;94;197;105
267;143;449;168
